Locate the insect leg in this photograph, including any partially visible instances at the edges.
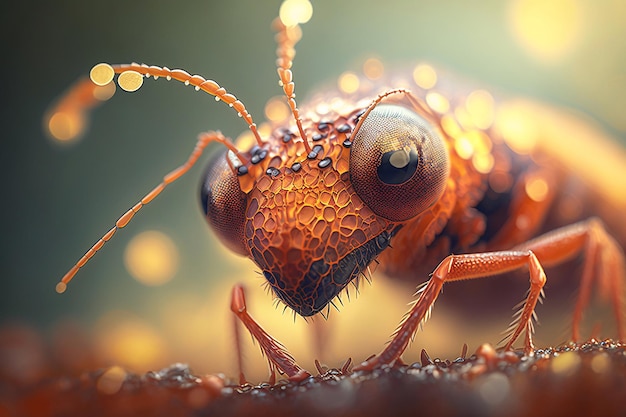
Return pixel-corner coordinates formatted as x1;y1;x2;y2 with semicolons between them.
510;217;625;342
230;284;311;382
232;310;247;385
356;217;625;371
355;250;546;371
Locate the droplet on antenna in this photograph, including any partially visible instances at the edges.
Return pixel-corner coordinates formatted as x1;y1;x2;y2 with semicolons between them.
117;70;144;92
90;63;115;86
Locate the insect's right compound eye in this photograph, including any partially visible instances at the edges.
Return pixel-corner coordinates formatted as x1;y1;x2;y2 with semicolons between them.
350;104;450;222
200;150;248;256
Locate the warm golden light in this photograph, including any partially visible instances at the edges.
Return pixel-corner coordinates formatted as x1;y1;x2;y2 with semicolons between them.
525;176;549;202
124;230;179;286
47;111;85;142
466;90;495;129
590;353;610;374
117;70;144;92
425;92;450;114
496;99;626;209
550;351;581;375
495;104;537;155
235;130;256;150
279;0;313;27
413;64;437;89
338;71;360;94
363;58;384;80
264;96;290;122
92;82;116;101
96;366;127;395
472;153;495;174
509;0;584;63
95;311;169;372
454;136;474;160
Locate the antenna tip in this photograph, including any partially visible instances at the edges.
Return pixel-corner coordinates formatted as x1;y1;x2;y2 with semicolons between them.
55;282;67;294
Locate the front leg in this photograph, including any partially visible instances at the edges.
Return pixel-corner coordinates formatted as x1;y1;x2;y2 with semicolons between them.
356;218;625;370
230;285;311;383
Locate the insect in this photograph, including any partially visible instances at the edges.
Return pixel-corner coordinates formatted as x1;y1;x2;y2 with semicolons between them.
48;1;625;382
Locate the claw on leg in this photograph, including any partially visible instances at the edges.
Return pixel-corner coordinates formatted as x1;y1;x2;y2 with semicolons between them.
230;284;311;382
356;218;625;372
357;251;546;371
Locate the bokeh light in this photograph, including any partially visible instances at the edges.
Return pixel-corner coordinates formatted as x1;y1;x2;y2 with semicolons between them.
425;91;450;114
94;310;169;372
508;0;584;64
412;64;437;90
124;230;179;286
92;82;116;101
465;90;495;130
47;111;85;143
264;96;290;122
337;71;360;94
279;0;313;27
363;58;384;80
525;176;550;203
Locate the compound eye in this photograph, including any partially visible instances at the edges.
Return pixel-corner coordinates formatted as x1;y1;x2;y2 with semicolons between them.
199;150;248;256
350;104;450;222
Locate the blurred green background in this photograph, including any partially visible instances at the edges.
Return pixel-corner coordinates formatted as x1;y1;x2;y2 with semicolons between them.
1;0;625;379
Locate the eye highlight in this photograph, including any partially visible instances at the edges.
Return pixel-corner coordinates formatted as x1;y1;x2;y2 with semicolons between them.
377;148;419;184
350;104;450;222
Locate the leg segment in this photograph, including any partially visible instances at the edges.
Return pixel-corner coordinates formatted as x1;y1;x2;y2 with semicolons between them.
357;250;546;370
513;218;625;341
230;285;311;383
356;218;625;370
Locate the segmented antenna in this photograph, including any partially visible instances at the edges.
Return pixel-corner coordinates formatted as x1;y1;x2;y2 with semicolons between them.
53;62;262;292
273;18;312;153
94;63;264;146
53;0;315;292
55;130;241;294
353;88;439;136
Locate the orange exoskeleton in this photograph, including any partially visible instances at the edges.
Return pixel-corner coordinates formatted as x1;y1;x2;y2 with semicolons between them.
48;2;625;381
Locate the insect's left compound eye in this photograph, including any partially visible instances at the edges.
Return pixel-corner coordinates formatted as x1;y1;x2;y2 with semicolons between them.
350;104;450;222
200;150;248;256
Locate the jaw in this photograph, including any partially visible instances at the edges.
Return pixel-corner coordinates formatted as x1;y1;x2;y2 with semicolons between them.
261;229;397;316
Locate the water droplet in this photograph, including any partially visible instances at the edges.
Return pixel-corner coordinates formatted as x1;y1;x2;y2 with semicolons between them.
117;70;144;92
90;63;115;86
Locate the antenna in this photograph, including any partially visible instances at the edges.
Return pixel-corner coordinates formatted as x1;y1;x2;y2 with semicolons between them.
51;63;261;292
273;17;312;153
51;0;314;292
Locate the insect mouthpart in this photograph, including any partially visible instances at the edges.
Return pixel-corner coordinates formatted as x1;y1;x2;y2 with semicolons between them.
260;229;397;316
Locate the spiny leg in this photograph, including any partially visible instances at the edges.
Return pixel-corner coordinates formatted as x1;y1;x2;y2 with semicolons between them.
511;217;625;341
356;250;546;371
356;217;625;371
230;284;311;383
